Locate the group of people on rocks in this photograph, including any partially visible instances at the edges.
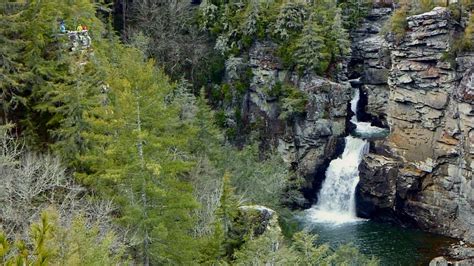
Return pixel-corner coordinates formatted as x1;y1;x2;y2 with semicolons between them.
59;20;92;50
59;20;88;33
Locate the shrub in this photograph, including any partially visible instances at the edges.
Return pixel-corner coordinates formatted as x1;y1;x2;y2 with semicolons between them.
279;84;308;120
462;12;474;50
389;6;409;43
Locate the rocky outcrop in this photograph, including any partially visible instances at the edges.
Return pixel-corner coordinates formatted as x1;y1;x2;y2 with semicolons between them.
357;7;474;243
238;205;279;236
430;242;474;266
67;30;91;51
275;75;350;177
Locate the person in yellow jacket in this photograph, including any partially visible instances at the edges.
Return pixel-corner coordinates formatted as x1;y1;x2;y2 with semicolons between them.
76;25;83;31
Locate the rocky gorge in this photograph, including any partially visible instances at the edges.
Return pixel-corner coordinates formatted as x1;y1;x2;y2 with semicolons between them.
223;3;473;263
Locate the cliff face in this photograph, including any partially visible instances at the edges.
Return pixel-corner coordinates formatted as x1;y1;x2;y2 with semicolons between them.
350;7;392;127
225;41;350;207
246;41;352;206
356;7;474;242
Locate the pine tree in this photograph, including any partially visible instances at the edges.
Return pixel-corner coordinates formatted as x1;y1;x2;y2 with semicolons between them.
294;14;328;73
80;46;200;265
329;8;351;60
289;231;331;265
0;0;107;156
215;173;241;258
0;209;123;265
0;8;28;125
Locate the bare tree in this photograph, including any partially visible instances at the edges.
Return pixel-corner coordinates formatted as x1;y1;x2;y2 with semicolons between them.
128;0;212;88
0;125;122;247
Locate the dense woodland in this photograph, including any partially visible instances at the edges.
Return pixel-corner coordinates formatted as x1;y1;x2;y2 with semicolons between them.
0;0;472;265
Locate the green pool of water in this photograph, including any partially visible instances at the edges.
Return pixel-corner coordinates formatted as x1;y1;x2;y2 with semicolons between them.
298;219;456;265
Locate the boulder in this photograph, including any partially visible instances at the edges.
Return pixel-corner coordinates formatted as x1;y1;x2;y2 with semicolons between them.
356;154;399;218
238;205;279;236
456;68;474;104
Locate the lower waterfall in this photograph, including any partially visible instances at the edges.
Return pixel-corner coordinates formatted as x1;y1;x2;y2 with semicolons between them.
307;89;385;224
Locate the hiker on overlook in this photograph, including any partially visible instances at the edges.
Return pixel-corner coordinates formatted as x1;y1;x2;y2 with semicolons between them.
77;24;83;31
82;25;88;31
59;20;66;33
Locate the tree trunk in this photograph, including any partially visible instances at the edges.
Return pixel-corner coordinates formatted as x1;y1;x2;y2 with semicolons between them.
136;95;149;266
122;0;127;39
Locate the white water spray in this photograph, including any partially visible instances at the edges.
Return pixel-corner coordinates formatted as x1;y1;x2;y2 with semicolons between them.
307;89;385;224
351;90;388;137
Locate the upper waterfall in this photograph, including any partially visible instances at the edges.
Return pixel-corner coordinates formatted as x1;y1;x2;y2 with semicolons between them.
350;89;388;138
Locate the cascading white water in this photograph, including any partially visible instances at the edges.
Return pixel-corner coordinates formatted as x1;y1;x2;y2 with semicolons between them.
306;135;369;224
307;88;385;224
351;89;388;137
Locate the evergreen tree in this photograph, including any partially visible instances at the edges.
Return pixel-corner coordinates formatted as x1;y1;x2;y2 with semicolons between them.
0;0;106;156
0;8;28;125
80;46;199;265
294;14;328;73
216;173;241;258
329;8;351;60
0;210;123;265
289;231;331;265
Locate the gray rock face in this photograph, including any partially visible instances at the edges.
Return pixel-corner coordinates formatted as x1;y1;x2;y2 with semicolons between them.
241;41;351;180
351;7;393;123
357;7;474;243
67;30;91;51
356;153;399;218
430;247;474;266
277;75;350;176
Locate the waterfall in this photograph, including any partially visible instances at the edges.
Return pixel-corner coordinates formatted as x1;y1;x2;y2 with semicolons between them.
307;88;385;224
351;89;388;138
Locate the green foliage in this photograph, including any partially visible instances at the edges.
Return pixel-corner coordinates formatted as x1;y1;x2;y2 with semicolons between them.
388;5;409;43
279;84;308;120
293;15;327;73
273;1;309;40
234;229;380;266
0;209;123;266
339;0;373;29
221;145;291;209
0;0;106;160
233;221;286;265
79;46;200;265
1;1;381;265
461;12;474;50
200;0;352;75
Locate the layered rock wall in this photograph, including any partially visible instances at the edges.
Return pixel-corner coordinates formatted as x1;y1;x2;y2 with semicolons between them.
357;7;474;242
350;7;392;126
